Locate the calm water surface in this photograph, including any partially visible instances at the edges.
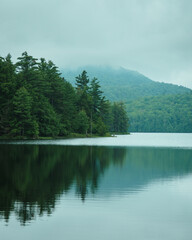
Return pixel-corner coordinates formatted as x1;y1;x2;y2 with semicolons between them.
4;132;192;147
0;133;192;240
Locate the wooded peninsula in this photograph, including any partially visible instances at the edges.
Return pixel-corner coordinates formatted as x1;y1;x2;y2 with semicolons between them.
0;52;129;139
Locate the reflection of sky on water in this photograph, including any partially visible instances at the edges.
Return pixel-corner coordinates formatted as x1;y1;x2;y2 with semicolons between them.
2;133;192;148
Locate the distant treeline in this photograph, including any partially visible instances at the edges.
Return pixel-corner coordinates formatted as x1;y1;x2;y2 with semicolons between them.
126;93;192;132
0;52;128;138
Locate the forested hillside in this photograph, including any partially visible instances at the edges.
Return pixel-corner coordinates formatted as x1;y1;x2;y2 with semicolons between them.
63;66;191;101
126;93;192;132
63;66;192;133
0;53;128;138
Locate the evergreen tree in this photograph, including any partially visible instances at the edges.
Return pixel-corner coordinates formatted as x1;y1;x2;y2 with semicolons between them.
16;51;39;91
11;87;38;137
95;117;107;136
75;70;89;91
37;59;63;110
75;71;92;122
59;81;77;135
76;110;89;134
89;77;109;135
0;54;16;135
111;102;129;133
100;100;113;131
32;95;59;137
89;77;103;118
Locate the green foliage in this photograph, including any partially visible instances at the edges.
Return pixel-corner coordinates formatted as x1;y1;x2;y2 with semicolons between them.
89;77;103;116
11;87;39;137
59;81;77;134
0;54;16;135
0;53;129;138
75;70;89;91
110;102;129;133
74;70;117;135
16;51;39;91
95;117;107;136
126;93;192;132
75;70;92;117
64;66;192;133
65;66;192;132
33;95;59;137
76;110;89;134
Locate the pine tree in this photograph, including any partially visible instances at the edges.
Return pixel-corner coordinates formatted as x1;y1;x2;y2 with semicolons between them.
0;54;16;135
76;110;89;134
75;71;92;121
11;87;39;137
75;70;89;91
33;95;59;137
111;102;129;133
89;78;103;118
59;81;77;135
16;51;39;91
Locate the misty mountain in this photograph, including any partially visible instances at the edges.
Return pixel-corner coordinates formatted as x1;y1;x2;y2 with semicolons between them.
62;66;191;102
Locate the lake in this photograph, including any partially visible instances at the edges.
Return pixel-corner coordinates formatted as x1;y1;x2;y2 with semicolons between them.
0;133;192;240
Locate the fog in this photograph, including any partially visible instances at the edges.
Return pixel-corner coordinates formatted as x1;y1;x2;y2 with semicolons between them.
0;0;192;88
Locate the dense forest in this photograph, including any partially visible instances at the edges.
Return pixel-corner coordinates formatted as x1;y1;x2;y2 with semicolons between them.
0;52;129;138
126;93;192;132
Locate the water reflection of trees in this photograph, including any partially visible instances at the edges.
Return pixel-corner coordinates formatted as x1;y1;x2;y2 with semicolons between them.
1;145;192;225
0;145;126;225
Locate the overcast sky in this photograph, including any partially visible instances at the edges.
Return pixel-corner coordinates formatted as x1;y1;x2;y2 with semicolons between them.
1;0;192;88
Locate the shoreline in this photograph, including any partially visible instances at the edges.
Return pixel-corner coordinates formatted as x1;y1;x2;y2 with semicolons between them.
0;132;128;141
